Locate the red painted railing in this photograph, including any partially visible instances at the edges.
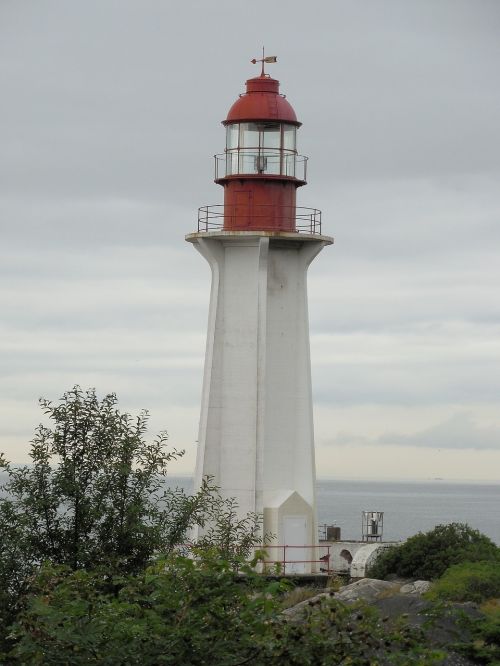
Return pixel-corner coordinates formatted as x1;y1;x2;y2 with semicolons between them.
175;543;332;574
248;544;332;574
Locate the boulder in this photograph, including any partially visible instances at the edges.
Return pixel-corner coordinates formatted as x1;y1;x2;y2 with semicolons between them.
399;580;432;595
282;591;332;620
334;577;400;603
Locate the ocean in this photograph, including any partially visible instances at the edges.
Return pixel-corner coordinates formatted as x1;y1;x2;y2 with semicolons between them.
2;471;499;545
165;477;500;545
315;478;500;544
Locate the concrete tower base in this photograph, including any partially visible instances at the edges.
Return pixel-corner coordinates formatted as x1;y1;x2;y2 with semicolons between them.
186;230;332;570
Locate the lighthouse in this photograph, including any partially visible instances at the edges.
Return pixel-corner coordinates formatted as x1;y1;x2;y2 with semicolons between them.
186;59;332;570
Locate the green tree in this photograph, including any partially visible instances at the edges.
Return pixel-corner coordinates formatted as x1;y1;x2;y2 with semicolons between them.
368;522;500;580
0;387;221;630
195;496;263;566
0;492;34;628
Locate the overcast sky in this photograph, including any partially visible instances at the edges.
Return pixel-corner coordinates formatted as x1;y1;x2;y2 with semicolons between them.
1;0;499;481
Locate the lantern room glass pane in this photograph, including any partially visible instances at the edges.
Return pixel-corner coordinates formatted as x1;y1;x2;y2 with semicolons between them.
283;153;296;177
226;124;239;149
261;122;281;149
240;123;260;149
226;151;238;175
239;149;256;174
261;150;280;174
283;124;297;151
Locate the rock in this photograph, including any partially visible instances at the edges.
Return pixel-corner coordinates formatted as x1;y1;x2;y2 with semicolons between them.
399;579;432;594
281;580;482;665
334;578;400;603
373;593;434;627
282;591;332;620
284;578;402;618
373;594;483;653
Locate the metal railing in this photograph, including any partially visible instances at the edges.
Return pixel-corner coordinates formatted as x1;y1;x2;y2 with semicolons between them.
249;544;332;575
175;543;333;575
197;204;322;235
214;151;308;181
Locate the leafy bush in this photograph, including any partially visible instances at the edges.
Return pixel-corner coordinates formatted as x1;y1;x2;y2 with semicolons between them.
453;602;500;664
428;561;500;603
7;555;286;665
6;556;445;665
368;523;500;580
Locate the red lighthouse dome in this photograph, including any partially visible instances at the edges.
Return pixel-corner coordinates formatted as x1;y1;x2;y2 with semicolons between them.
225;75;300;126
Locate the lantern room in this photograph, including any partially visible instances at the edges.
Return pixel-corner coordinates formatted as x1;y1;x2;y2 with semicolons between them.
222;121;301;179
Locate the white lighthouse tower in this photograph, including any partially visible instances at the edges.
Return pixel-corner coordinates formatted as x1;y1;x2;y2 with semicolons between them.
186;59;332;569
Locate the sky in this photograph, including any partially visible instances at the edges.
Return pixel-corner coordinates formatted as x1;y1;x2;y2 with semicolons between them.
1;0;499;481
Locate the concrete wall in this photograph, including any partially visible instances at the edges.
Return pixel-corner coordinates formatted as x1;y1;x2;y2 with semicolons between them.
321;541;397;577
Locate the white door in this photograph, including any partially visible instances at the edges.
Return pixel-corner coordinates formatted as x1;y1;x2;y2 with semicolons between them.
283;515;308;574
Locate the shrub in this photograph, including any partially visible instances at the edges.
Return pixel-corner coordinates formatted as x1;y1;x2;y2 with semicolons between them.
368;523;500;580
7;555;287;665
453;601;500;664
428;561;500;603
6;557;445;665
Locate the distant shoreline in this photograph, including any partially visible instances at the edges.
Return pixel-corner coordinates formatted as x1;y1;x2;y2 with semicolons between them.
3;469;498;486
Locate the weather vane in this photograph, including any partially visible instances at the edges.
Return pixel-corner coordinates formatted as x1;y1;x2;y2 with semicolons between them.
251;47;277;77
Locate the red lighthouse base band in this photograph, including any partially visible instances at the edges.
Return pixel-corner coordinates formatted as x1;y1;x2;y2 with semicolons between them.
221;177;297;232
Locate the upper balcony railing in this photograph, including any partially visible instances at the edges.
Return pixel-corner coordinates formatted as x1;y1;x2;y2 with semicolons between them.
215;150;308;181
197;204;322;235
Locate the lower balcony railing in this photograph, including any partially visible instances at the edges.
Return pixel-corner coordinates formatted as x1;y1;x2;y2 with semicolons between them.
174;543;333;575
197;204;322;235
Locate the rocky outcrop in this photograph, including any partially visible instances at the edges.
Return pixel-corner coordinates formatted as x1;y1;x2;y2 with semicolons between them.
283;578;482;665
